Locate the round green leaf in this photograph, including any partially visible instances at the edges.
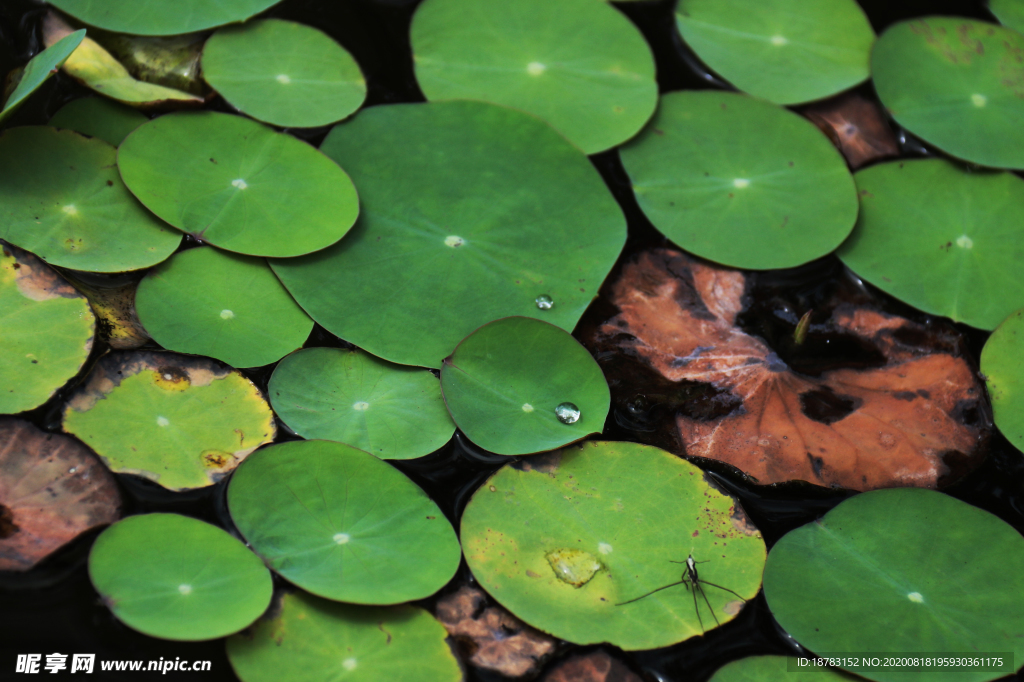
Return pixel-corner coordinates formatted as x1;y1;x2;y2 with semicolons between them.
709;656;859;682
990;0;1024;34
136;247;313;368
47;0;282;36
411;0;657;154
1;244;95;415
871;17;1024;169
981;308;1024;454
62;351;276;491
227;591;462;682
676;0;874;105
441;317;609;455
272;100;626;368
269;348;455;459
0;30;85;126
227;440;461;604
117;111;359;257
620;91;858;270
89;513;273;641
0;127;181;272
837;158;1024;330
201;19;366;128
763;488;1024;682
461;441;766;650
48;97;148;147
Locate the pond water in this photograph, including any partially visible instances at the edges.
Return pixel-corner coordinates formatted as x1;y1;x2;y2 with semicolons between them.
2;0;1022;680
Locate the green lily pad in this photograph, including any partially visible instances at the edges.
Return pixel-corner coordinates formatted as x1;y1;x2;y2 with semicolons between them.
0;127;181;272
763;488;1024;682
837;158;1024;330
135;247;313;368
981;308;1024;454
227;591;463;682
410;0;657;154
871;17;1024;169
440;317;609;455
201;19;367;128
89;513;273;641
47;0;283;36
227;440;461;604
117;111;359;257
709;656;859;682
0;244;95;415
675;0;874;105
272;100;626;368
62;351;276;491
990;0;1024;34
620;91;858;270
268;348;455;459
48;97;148;146
0;30;85;126
461;441;766;650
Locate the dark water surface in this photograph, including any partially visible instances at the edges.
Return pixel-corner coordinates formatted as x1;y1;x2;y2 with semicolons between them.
2;0;1020;680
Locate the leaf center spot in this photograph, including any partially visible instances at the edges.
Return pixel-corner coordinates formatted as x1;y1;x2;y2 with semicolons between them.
276;74;291;84
971;93;987;107
733;178;750;189
527;61;547;76
62;204;78;215
907;591;924;603
220;309;235;319
343;658;357;671
444;235;466;248
770;35;788;46
352;401;370;411
522;403;534;413
956;234;974;249
231;179;248;190
178;584;192;595
333;533;350;545
598;542;613;555
156;416;170;427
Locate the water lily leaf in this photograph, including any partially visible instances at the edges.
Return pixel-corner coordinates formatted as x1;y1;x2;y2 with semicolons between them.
709;656;859;682
0;419;121;571
990;0;1024;34
590;249;987;490
0;30;85;126
763;488;1024;682
981;308;1024;454
202;19;366;128
89;513;273;641
837;159;1024;330
441;317;610;455
272;100;626;368
0;126;181;272
410;0;657;154
676;0;874;105
47;0;283;36
135;246;313;368
620;91;858;270
435;586;555;678
268;348;455;460
227;591;463;682
871;17;1024;169
461;441;766;650
117;111;359;257
227;439;461;604
49;97;148;146
62;350;275;491
0;244;95;415
42;13;202;107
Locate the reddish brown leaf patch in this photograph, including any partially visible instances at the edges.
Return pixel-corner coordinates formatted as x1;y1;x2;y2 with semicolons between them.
436;585;555;678
801;91;900;170
542;650;642;682
0;419;121;571
588;250;987;491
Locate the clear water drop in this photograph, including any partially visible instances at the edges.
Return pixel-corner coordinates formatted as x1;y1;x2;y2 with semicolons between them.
535;294;553;310
555;402;580;424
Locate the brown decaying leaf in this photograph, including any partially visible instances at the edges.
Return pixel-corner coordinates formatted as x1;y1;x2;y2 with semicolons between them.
0;419;121;571
61;271;149;350
542;650;642;682
594;250;987;491
435;586;555;678
801;90;900;170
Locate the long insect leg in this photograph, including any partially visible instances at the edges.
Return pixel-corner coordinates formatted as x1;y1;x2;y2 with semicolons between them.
615;580;687;606
694;579;720;627
697;579;748;602
687;576;705;632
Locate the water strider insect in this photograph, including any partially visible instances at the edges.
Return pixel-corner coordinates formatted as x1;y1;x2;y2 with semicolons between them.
616;554;747;632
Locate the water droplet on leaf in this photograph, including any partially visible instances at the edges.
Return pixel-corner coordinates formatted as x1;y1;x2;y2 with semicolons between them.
535;294;553;310
545;548;602;587
555;402;580;424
